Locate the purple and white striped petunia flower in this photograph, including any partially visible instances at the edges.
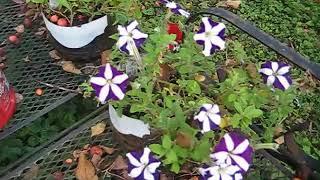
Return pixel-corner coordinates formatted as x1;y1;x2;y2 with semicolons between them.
210;132;253;172
159;0;190;18
194;104;221;133
193;17;226;56
90;63;128;104
126;147;161;180
117;20;148;55
259;61;292;90
199;163;243;180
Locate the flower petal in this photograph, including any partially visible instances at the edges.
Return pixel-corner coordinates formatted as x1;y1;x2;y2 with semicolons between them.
147;162;161;173
234;173;243;180
104;63;113;80
203;103;213;110
211;104;220;113
271;62;279;72
259;68;273;76
118;25;128;36
210;36;225;50
98;85;110;104
202;118;211;133
211;23;226;36
193;32;206;42
140;147;151;164
208;113;221;125
178;9;190;18
277;66;290;75
230;154;250;171
195;111;208;122
208;174;220;180
232;139;249;154
202;17;213;32
225;165;240;175
266;75;276;86
129;166;145;178
117;36;129;50
110;84;125;100
90;77;106;86
132;29;148;40
220;173;233;180
126;153;142;167
203;39;213;56
127;20;139;32
277;75;291;90
210;151;229;161
224;133;235;151
144;169;155;180
112;74;128;84
166;1;177;8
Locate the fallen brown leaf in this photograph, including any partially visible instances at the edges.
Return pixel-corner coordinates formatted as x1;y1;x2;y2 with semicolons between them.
15;93;24;104
101;49;111;65
62;62;82;74
245;63;258;79
75;153;98;180
73;149;82;160
275;136;285;145
14;24;25;34
35;27;47;36
176;132;193;148
91;154;102;168
49;50;61;60
218;0;241;9
99;145;116;155
91;122;106;137
22;164;39;180
111;155;128;170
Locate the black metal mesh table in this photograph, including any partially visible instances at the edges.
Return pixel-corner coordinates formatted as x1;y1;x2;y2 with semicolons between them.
0;0;84;140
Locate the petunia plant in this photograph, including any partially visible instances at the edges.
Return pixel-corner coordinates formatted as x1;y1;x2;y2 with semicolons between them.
79;2;300;179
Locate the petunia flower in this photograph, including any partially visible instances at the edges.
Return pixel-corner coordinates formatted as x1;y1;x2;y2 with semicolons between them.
126;147;161;180
90;63;128;104
210;132;253;172
117;20;148;55
194;104;221;133
259;61;292;90
167;23;183;51
159;0;190;18
199;163;243;180
193;17;226;56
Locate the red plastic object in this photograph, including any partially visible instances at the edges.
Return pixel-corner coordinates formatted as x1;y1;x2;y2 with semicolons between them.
0;70;16;129
167;23;183;51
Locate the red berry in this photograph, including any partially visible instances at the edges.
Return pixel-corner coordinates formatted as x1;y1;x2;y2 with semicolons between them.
8;35;20;45
57;18;68;27
23;17;32;28
35;88;44;96
50;15;59;23
89;146;103;156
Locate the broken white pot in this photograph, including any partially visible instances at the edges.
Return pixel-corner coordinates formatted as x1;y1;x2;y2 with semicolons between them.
108;104;150;138
43;13;109;48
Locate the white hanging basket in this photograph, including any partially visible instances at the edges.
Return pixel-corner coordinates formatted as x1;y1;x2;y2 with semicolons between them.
42;13;109;49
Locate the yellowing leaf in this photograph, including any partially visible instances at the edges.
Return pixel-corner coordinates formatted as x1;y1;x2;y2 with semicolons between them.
75;153;98;180
91;122;106;137
62;62;81;74
99;145;116;155
218;0;241;9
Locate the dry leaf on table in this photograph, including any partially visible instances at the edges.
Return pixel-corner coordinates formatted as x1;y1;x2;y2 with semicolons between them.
99;145;116;155
62;62;82;74
35;27;47;36
111;155;128;170
76;153;98;180
14;24;25;33
101;49;111;65
22;164;39;180
91;122;106;137
218;0;241;9
275;136;285;145
49;50;61;60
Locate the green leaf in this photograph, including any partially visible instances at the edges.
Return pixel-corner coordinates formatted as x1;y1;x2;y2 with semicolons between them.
170;162;180;174
149;144;166;157
231;113;242;128
191;139;211;162
166;150;178;163
58;0;72;10
162;135;172;149
173;145;189;158
244;106;263;119
234;101;243;113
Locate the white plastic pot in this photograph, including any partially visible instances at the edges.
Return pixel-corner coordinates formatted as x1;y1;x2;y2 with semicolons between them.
43;13;109;48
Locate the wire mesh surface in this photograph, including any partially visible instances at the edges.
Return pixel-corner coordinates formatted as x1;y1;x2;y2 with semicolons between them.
4;110;114;180
0;0;84;140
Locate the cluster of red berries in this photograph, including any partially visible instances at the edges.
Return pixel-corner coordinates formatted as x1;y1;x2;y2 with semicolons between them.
49;15;69;27
7;17;32;45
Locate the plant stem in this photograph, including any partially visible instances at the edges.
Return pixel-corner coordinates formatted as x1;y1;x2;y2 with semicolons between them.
128;39;143;70
254;143;279;151
37;80;82;94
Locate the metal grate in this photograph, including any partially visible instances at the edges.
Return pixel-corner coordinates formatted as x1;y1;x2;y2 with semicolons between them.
0;0;85;140
4;109;114;180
